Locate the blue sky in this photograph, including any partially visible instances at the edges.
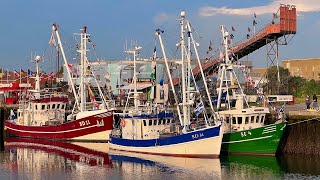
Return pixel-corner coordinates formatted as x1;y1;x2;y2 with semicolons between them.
0;0;319;71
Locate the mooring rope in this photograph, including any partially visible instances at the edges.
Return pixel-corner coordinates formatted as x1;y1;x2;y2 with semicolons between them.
288;118;320;126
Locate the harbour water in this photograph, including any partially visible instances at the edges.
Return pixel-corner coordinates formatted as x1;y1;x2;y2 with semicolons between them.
0;138;319;180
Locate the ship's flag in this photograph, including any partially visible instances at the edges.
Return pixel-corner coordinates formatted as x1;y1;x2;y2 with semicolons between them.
20;69;26;76
254;13;257;18
49;30;57;49
248;27;251;32
194;102;204;116
8;109;16;120
67;63;78;75
14;70;20;78
47;72;54;79
231;26;235;31
28;69;34;76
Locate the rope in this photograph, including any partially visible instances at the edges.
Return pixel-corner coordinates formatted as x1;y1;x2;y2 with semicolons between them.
288;118;320;126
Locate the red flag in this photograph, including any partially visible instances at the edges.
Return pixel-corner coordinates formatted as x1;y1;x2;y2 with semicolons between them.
47;72;54;79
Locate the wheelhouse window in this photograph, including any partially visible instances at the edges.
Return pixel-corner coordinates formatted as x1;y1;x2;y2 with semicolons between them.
47;104;50;109
153;119;157;125
57;104;60;109
35;104;38;110
42;105;45;110
61;104;65;109
226;117;230;124
251;116;255;123
143;120;146;126
52;104;56;109
256;116;260;123
238;117;243;124
261;116;265;123
232;117;237;124
167;119;170;124
245;117;249;124
148;120;152;126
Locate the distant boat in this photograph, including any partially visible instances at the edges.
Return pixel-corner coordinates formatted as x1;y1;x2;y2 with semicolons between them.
109;11;223;158
5;25;114;142
216;25;287;155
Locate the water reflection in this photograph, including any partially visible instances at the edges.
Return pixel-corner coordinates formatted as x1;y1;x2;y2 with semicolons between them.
109;149;222;180
1;138;320;180
221;155;283;179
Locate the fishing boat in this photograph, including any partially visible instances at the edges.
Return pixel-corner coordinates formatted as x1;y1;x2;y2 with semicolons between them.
4;24;114;142
216;25;287;155
109;11;223;158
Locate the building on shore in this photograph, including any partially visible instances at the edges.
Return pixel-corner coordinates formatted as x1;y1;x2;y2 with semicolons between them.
282;58;320;80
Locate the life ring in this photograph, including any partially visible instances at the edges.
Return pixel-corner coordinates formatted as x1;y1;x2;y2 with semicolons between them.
121;120;126;127
18;118;23;125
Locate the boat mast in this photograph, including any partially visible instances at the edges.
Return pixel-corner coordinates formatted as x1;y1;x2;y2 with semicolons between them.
180;11;190;132
156;30;183;126
186;22;216;122
79;26;88;112
125;46;141;111
33;55;41;99
53;24;80;110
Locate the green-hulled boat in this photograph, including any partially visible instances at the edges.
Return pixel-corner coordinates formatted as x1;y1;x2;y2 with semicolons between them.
216;26;287;155
221;121;286;155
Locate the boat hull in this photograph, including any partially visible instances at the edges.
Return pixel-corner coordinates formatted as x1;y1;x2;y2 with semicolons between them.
4;111;113;142
221;122;287;155
109;125;223;158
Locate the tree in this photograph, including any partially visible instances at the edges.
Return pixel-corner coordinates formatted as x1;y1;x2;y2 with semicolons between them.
265;66;290;95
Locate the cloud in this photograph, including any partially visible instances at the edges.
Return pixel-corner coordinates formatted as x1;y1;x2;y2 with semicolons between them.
199;0;320;16
153;13;171;24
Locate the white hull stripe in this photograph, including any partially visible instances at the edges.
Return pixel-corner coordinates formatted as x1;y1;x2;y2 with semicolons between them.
6;124;102;134
264;126;276;130
262;130;276;134
222;135;273;144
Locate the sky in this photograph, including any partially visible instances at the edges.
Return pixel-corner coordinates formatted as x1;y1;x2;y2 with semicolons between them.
0;0;320;72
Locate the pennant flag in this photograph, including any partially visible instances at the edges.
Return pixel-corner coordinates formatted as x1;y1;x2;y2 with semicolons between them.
253;19;257;26
194;102;204;116
14;70;20;78
231;26;235;31
273;13;278;19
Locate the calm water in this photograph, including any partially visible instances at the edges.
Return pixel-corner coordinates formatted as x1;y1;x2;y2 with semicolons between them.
0;138;319;180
